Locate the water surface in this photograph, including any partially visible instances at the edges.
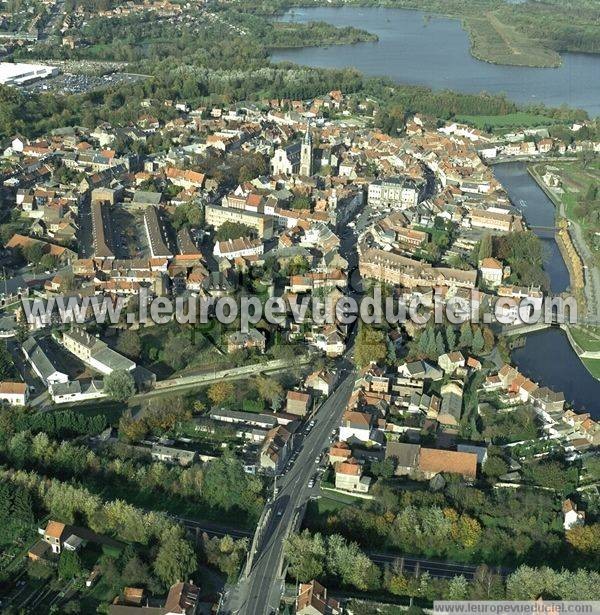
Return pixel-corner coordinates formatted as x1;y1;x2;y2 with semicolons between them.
273;7;600;116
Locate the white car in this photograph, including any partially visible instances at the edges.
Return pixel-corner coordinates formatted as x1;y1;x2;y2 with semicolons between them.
308;480;314;488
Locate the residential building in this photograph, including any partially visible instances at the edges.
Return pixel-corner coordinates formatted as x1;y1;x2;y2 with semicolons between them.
418;448;477;480
368;177;422;209
479;257;504;287
214;237;263;259
226;328;266;354
108;581;200;615
438;351;465;374
305;369;337;396
335;457;371;493
385;441;420;476
360;248;477;290
438;381;464;427
144;206;172;259
22;337;69;386
339;410;372;443
61;327;136;375
205;204;274;240
563;499;586;530
286;390;311;417
260;424;295;473
151;444;196;466
0;381;28;405
296;580;341;615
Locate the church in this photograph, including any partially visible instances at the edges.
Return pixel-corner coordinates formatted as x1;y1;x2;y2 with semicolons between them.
271;123;313;177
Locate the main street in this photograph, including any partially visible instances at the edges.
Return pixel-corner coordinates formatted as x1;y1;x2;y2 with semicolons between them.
220;366;356;615
221;191;368;614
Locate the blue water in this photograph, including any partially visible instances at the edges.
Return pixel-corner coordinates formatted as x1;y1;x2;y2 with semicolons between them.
495;163;600;414
273;7;600;116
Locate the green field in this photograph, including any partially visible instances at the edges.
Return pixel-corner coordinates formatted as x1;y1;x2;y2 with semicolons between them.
465;12;561;68
569;326;600;353
455;112;559;131
583;358;600;379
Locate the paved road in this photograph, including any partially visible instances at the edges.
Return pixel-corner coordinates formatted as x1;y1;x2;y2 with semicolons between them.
221;367;356;615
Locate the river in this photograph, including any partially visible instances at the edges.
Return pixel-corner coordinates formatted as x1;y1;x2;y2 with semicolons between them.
272;7;600;116
494;163;600;414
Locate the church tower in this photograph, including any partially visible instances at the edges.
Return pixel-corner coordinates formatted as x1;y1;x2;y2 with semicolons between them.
299;121;313;176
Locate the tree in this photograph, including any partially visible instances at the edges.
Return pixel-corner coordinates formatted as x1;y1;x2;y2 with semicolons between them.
285;530;326;583
478;233;493;261
371;458;395;479
291;195;311;210
58;550;82;580
435;331;446;356
116;330;141;359
470;565;505;599
483;455;508;480
215;221;255;241
119;410;147;442
255;376;283;410
472;327;485;354
566;524;600;556
354;325;387;368
154;529;197;587
207;381;235;406
445;324;457;351
104;370;136;402
459;322;473;348
122;555;151;586
23;242;46;265
448;575;469;600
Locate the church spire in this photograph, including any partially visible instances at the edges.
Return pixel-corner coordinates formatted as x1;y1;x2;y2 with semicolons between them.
300;120;313;177
303;120;312;145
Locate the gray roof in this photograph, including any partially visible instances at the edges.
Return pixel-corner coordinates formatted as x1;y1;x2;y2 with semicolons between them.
209;408;277;428
92;347;135;372
133;191;162;205
385;441;420;468
23;337;62;382
457;444;488;464
151;444;196;461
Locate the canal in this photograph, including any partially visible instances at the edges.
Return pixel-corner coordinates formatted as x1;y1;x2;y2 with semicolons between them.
494;163;600;415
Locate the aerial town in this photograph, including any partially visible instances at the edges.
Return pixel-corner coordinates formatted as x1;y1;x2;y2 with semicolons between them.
0;0;598;614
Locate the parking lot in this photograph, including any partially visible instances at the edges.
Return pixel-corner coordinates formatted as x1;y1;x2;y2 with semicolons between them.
22;71;147;95
112;207;149;259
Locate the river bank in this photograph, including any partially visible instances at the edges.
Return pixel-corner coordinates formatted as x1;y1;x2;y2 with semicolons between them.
528;161;600;322
526;164;587;314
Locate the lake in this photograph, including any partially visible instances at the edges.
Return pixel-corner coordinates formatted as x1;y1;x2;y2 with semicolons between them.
272;7;600;116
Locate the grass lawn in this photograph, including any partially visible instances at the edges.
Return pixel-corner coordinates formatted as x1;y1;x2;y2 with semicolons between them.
569;326;600;353
583;358;600;380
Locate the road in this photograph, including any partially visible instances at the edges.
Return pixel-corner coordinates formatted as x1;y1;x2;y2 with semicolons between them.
220;367;356;615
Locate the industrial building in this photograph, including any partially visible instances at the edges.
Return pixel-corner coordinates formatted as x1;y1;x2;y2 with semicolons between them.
0;62;59;86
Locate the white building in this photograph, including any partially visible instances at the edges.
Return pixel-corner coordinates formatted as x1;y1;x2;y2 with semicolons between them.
0;381;28;405
368;177;421;209
214;237;264;259
563;499;585;530
479;257;504;287
0;62;59;86
339;410;372;443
